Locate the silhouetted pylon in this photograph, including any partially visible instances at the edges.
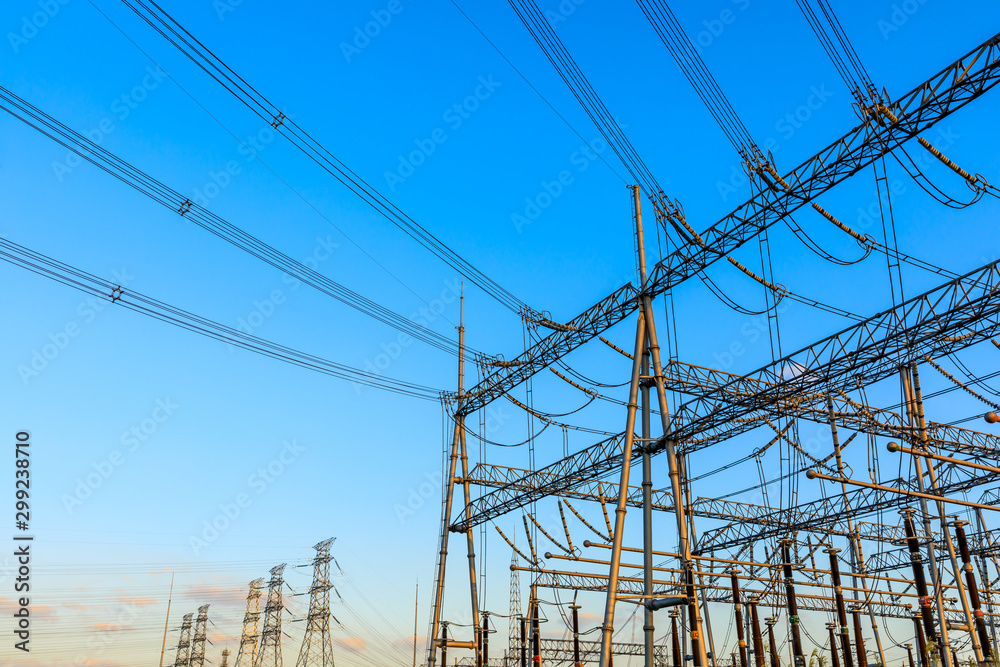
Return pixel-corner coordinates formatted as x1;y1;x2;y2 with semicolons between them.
189;604;210;667
173;612;194;667
235;578;264;667
295;537;337;667
221;649;231;667
252;564;287;667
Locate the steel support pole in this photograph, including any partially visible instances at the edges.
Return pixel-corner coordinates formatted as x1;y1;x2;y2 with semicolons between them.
572;605;582;667
766;620;779;667
598;310;647;667
780;540;805;667
902;368;953;667
521;617;527;667
828;549;855;667
851;609;866;667
672;611;683;667
642;345;655;667
913;614;928;667
953;522;992;659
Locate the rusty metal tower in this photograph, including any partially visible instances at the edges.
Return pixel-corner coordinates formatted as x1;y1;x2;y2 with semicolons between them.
190;604;210;667
295;538;337;667
173;612;194;667
253;564;287;667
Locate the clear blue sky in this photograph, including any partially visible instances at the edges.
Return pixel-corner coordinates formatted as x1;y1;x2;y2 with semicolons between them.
2;0;1000;665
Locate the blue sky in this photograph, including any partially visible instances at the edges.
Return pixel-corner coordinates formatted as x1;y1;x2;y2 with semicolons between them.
2;0;1000;665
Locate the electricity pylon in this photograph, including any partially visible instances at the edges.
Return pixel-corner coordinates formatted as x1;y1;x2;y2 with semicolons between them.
295;538;337;667
173;612;194;667
189;604;210;667
253;564;287;667
235;578;264;667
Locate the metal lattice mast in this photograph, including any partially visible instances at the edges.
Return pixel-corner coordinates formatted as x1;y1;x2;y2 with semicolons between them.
253;564;287;667
509;549;521;660
295;538;337;667
221;649;231;667
173;612;194;667
235;578;264;667
189;604;210;667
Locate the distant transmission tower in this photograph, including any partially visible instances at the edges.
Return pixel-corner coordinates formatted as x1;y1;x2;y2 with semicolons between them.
252;564;287;667
295;538;337;667
221;649;231;667
235;578;264;667
173;612;194;667
509;549;521;659
189;604;210;667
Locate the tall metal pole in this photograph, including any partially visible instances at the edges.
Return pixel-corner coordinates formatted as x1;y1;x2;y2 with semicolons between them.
909;363;982;665
850;608;867;667
780;540;805;667
600;185;654;667
521;616;527;667
765;618;779;667
912;614;928;667
572;605;582;667
906;644;916;667
159;572;174;667
642;339;655;667
429;293;480;666
672;610;683;667
414;580;419;667
901;368;952;667
975;509;1000;657
828;549;855;667
632;187;709;667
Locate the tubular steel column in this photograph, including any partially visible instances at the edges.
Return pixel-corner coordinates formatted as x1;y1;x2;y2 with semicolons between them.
531;595;540;666
780;540;805;667
672;611;683;667
642;344;655;667
520;616;527;667
827;624;841;667
903;511;940;653
730;571;749;667
902;368;953;667
906;644;916;667
428;297;480;666
827;549;855;667
601;185;655;667
572;605;582;667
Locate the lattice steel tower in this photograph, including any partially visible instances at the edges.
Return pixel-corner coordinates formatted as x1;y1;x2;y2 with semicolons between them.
509;549;521;661
190;604;210;667
235;578;264;667
295;538;337;667
221;649;231;667
253;564;287;667
173;612;194;667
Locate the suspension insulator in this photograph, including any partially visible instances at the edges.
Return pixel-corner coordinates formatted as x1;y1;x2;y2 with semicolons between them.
810;202;871;245
917;137;980;186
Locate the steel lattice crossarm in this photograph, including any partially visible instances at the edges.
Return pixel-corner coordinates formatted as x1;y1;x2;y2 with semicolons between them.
456;31;1000;418
534;639;670;661
526;567;921;620
696;473;1000;553
454;338;1000;533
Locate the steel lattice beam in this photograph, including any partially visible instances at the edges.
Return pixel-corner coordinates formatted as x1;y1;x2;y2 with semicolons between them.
457;31;1000;418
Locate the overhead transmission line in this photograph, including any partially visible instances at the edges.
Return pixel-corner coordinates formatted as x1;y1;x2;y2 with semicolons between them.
114;0;527;313
0;85;471;358
0;236;444;401
506;0;668;207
